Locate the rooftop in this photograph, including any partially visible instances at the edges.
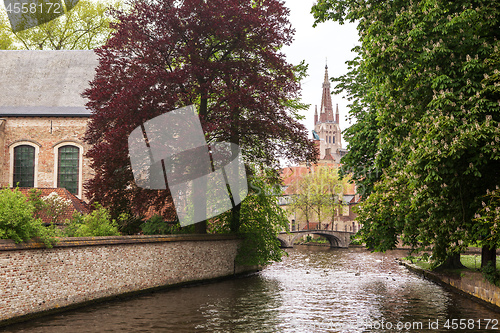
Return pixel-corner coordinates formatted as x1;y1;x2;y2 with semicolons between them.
0;50;98;112
14;187;89;225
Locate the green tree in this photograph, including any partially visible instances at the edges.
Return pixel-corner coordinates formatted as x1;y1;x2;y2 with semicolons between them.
289;165;347;230
473;185;500;267
320;167;348;230
313;0;500;268
289;171;316;230
0;0;121;50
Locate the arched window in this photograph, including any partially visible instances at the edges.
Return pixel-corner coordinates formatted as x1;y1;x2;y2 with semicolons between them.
13;145;35;187
57;145;80;195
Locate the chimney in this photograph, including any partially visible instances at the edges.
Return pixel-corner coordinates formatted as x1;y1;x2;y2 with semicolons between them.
314;105;318;125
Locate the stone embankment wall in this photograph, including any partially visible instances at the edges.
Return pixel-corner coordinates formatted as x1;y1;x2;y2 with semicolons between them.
402;261;500;309
0;234;254;326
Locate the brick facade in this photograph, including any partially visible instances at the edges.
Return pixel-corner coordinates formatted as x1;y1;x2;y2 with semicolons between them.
0;117;92;200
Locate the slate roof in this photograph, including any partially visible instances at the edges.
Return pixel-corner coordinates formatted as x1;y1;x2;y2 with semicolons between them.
0;50;98;116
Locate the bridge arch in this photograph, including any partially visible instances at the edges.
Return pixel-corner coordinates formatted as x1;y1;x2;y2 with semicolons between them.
276;237;289;248
289;232;341;248
277;230;354;248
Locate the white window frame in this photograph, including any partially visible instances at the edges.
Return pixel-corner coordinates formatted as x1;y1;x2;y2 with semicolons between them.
9;141;40;188
53;142;84;198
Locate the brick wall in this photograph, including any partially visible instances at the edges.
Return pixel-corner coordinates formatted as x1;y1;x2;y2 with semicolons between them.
0;116;92;200
0;235;252;325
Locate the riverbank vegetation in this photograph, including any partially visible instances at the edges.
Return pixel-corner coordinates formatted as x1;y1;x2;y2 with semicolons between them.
313;0;500;271
82;0;316;234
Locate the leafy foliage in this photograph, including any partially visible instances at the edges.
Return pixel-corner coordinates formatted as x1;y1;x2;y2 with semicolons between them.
64;204;120;237
0;0;121;50
212;172;288;266
234;175;289;266
41;191;72;224
481;261;500;286
0;188;58;247
141;214;194;235
313;0;500;265
83;0;317;223
473;186;500;250
115;212;144;235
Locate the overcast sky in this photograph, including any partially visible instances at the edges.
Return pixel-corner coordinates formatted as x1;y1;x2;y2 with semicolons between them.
282;0;359;146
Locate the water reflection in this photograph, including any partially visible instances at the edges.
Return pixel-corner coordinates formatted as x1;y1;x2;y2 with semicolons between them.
3;246;500;332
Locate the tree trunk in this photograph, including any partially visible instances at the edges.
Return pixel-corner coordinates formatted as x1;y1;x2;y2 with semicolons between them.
193;96;209;234
194;220;207;234
230;202;241;233
481;245;496;269
437;253;465;270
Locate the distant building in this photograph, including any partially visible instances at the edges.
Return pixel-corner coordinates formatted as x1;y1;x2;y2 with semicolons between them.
280;164;360;233
279;65;360;235
0;50;97;200
313;65;344;163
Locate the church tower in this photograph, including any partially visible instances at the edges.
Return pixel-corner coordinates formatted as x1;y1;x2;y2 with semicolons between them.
313;65;342;162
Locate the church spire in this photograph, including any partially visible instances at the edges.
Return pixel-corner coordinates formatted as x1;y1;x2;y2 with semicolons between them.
319;64;334;123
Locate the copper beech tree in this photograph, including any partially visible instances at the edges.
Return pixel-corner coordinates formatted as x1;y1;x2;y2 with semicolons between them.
83;0;316;232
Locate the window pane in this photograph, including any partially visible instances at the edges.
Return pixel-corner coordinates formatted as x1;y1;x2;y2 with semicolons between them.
58;146;79;195
13;145;35;187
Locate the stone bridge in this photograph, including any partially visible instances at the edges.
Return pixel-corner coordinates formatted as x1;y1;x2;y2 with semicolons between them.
277;230;355;248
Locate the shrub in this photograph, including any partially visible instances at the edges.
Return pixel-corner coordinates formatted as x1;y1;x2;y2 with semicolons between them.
65;204;120;237
141;215;193;235
0;188;58;247
28;189;72;225
481;261;500;286
116;212;144;235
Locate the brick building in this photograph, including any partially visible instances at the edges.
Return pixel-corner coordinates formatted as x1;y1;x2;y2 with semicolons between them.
280;164;360;233
0;50;97;200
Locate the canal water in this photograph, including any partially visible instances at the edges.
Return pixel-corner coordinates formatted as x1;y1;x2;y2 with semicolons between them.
4;246;500;332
